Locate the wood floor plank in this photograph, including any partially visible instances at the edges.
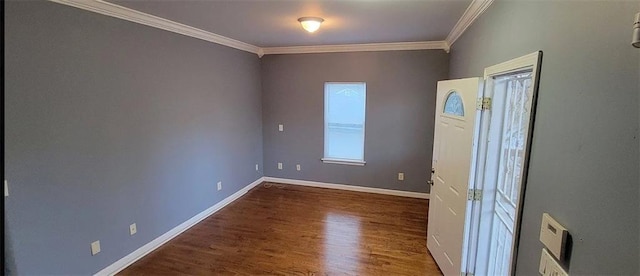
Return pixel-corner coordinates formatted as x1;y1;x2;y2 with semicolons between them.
119;182;442;275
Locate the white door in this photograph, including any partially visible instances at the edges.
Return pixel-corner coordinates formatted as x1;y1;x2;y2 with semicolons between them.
471;51;542;276
427;77;483;276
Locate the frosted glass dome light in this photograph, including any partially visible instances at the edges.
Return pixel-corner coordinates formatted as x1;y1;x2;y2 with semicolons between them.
298;17;324;33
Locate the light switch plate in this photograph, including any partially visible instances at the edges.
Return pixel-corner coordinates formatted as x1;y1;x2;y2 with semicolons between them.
256;164;259;171
539;248;568;276
540;213;568;260
278;124;284;132
91;240;101;256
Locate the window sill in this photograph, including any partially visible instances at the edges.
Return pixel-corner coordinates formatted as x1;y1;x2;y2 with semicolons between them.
321;158;366;166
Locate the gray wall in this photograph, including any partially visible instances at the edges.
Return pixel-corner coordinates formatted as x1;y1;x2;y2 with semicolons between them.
261;51;449;193
449;1;640;274
4;1;263;274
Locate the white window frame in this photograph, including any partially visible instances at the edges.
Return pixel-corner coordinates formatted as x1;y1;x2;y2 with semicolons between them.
321;82;367;166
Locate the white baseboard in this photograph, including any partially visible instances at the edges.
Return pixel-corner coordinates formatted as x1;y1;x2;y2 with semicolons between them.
263;177;429;199
94;177;265;276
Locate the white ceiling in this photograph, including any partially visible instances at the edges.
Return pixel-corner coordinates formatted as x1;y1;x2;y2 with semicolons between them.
108;0;473;48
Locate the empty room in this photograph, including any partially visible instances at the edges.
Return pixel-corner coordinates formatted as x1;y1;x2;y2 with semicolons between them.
4;0;639;275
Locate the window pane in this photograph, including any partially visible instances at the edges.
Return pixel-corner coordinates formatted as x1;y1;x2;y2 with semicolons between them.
324;83;366;161
443;91;464;116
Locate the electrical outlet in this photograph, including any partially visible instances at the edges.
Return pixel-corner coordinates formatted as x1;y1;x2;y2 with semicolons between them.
296;164;301;171
4;180;8;197
278;124;284;132
278;163;283;170
91;240;101;256
398;173;404;181
255;164;259;171
217;181;222;191
129;223;137;236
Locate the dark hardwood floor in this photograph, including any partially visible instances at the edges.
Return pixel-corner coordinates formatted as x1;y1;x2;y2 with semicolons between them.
119;182;442;275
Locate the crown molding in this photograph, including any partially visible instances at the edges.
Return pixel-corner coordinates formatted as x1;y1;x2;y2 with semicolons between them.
47;0;490;57
48;0;261;55
445;0;495;47
262;41;449;56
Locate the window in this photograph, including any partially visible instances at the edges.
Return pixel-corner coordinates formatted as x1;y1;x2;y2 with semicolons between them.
443;91;464;116
323;82;366;165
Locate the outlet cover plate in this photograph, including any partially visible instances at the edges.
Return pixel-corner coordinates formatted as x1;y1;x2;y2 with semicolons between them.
91;240;101;255
129;223;137;235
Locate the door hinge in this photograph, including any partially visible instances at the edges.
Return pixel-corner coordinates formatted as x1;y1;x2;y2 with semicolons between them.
476;97;492;110
467;189;483;201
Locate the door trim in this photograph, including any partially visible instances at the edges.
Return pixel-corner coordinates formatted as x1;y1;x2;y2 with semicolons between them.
468;51;543;276
501;51;543;275
483;52;542;79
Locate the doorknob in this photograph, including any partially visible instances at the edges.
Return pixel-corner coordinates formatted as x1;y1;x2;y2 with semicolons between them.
429;167;435;186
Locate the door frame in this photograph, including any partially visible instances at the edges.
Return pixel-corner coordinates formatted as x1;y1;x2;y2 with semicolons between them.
466;51;543;275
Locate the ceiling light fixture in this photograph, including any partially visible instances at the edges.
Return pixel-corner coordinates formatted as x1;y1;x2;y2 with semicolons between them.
298;17;324;33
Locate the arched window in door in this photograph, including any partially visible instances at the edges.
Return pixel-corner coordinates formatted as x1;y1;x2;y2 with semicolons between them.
443;91;464;116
